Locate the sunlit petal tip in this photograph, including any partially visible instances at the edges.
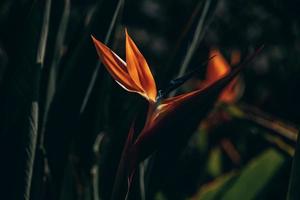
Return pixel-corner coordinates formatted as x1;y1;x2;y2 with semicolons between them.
90;34;96;41
91;35;109;55
91;34;97;41
91;35;100;47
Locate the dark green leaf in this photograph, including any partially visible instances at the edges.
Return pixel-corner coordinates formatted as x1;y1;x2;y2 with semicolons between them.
193;149;285;200
222;149;285;200
193;173;236;200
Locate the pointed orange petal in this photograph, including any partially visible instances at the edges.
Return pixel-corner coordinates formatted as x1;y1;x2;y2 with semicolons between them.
125;30;157;102
91;35;143;93
216;50;242;103
207;49;242;103
206;49;231;83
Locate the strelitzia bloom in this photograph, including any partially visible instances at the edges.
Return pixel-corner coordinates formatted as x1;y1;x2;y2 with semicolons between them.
92;30;259;192
91;30;157;103
92;31;235;130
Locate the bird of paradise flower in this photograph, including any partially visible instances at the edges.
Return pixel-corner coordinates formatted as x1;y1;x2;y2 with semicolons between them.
92;30;261;199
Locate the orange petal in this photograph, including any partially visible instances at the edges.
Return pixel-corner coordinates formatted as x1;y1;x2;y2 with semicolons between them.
91;35;143;94
207;49;242;103
216;50;242;103
125;30;157;102
206;49;231;83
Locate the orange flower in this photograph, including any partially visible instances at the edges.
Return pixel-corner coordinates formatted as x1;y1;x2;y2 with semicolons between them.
92;31;233;127
92;30;256;163
206;49;231;83
92;31;261;198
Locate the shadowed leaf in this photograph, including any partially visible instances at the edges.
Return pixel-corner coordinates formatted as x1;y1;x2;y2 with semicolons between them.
192;149;285;200
222;149;285;200
44;0;124;198
0;0;51;199
287;127;300;200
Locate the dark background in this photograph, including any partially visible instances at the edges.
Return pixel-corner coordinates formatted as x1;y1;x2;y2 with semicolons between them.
0;0;299;199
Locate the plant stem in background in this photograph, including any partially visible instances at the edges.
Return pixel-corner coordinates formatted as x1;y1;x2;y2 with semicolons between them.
80;0;125;114
226;104;298;143
40;0;70;144
178;0;211;76
25;0;52;199
91;133;105;200
169;0;212;97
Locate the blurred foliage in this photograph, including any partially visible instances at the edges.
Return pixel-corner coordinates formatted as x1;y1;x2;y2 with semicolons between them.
0;0;299;200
